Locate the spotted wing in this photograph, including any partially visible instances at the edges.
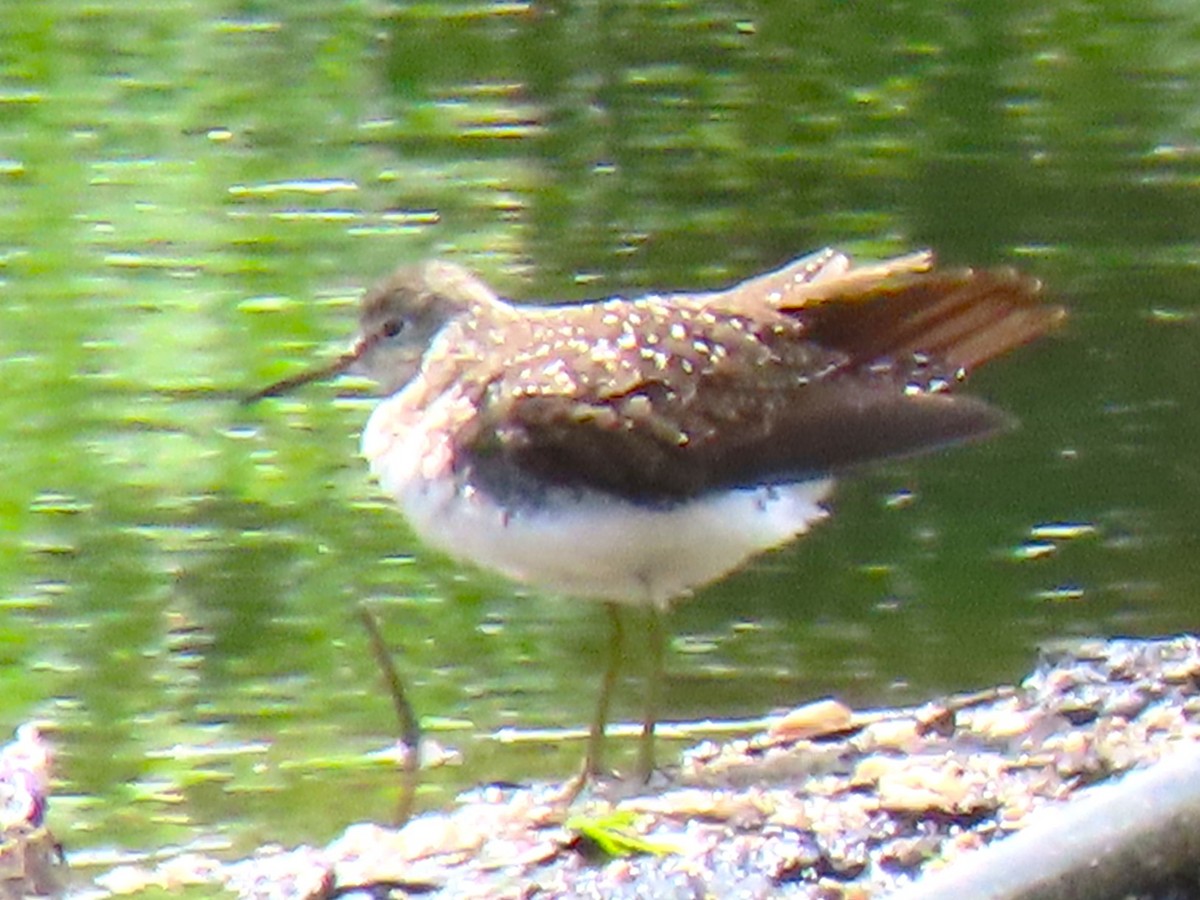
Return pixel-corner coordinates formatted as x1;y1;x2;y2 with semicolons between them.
463;261;1063;505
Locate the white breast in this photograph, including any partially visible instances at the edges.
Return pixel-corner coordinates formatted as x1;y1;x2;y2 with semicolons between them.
362;388;834;609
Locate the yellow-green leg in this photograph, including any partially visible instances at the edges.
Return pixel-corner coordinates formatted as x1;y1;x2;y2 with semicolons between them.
637;605;665;781
583;601;624;777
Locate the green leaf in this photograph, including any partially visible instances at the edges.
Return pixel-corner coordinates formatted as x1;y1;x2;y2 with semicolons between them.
565;810;678;859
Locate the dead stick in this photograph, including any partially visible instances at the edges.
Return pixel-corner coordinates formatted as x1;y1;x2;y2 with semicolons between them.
357;603;420;826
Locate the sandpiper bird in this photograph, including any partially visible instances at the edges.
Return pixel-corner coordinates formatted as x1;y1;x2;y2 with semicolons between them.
248;248;1063;780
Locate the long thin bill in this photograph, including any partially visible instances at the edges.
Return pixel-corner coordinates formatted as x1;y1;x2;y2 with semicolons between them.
242;340;367;404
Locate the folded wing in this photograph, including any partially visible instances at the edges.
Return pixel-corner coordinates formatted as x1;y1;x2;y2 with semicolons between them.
464;253;1064;505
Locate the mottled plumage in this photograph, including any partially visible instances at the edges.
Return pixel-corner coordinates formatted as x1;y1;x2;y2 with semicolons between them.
250;248;1063;780
354;250;1058;507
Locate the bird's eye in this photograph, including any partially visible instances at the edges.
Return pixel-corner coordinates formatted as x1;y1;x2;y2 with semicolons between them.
381;318;404;338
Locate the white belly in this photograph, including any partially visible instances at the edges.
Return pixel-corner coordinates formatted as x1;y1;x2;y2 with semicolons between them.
362;387;834;609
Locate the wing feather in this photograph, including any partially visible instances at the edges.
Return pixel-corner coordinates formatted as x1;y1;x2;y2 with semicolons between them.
461;254;1062;504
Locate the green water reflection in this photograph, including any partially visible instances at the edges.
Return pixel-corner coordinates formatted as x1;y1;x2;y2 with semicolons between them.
1;0;1199;874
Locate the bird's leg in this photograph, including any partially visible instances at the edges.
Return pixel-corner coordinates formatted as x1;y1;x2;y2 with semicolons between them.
559;603;624;803
637;604;665;781
583;601;624;778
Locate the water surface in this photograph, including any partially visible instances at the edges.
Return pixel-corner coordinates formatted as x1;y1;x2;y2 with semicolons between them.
1;0;1198;873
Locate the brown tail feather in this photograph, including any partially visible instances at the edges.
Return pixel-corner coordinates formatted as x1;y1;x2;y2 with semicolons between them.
781;262;1063;375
